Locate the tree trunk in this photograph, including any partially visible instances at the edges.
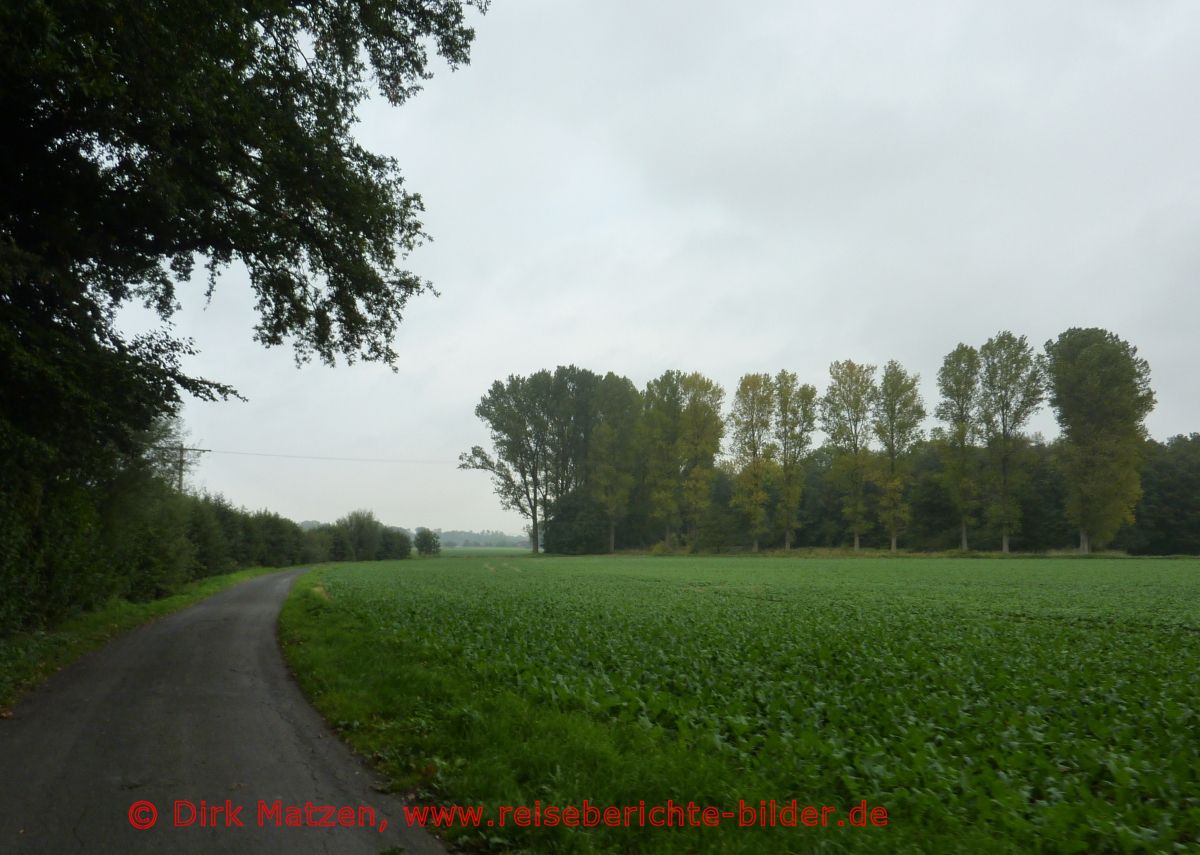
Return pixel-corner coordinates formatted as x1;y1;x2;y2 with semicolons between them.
608;521;616;554
530;514;539;554
960;518;969;551
752;537;759;553
890;532;897;552
1080;528;1090;554
1000;450;1010;554
853;531;860;551
784;528;792;550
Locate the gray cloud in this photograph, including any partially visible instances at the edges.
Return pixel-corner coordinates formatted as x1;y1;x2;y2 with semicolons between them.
126;0;1200;532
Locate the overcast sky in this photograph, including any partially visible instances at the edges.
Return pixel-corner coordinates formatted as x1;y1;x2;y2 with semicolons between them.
123;0;1200;534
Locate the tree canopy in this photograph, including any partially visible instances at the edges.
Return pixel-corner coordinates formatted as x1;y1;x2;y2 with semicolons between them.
2;0;486;369
2;0;488;493
414;527;441;556
1044;328;1155;552
459;374;551;552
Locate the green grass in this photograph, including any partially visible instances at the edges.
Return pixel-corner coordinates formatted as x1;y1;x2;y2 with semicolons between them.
279;555;1200;853
440;546;532;558
0;566;284;709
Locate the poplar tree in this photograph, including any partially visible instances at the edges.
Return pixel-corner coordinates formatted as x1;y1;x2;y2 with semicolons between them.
642;371;686;546
935;344;982;551
872;360;925;551
642;371;724;547
679;373;726;545
773;371;818;549
978;332;1045;552
729;374;777;551
589;374;642;553
820;360;878;550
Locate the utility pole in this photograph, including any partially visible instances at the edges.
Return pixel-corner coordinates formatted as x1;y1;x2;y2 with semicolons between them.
151;444;209;492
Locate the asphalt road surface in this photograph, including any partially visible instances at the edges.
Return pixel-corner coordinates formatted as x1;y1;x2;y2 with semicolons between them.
0;569;446;854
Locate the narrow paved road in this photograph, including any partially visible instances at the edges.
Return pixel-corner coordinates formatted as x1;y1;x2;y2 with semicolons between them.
0;570;446;854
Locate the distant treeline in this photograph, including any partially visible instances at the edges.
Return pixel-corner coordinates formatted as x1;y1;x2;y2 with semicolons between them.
440;530;527;548
0;414;412;636
463;328;1198;556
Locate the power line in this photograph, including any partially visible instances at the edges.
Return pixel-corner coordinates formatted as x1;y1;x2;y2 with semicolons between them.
153;445;456;466
198;448;455;465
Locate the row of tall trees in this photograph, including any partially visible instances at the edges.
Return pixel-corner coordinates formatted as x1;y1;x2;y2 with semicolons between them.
464;328;1174;555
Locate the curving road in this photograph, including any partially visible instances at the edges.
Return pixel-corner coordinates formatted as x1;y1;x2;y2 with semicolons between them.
0;569;445;854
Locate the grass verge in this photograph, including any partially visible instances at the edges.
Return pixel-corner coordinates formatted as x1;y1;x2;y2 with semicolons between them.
0;566;284;710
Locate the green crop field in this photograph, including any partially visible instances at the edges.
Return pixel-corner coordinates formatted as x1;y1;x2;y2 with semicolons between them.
279;554;1200;854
